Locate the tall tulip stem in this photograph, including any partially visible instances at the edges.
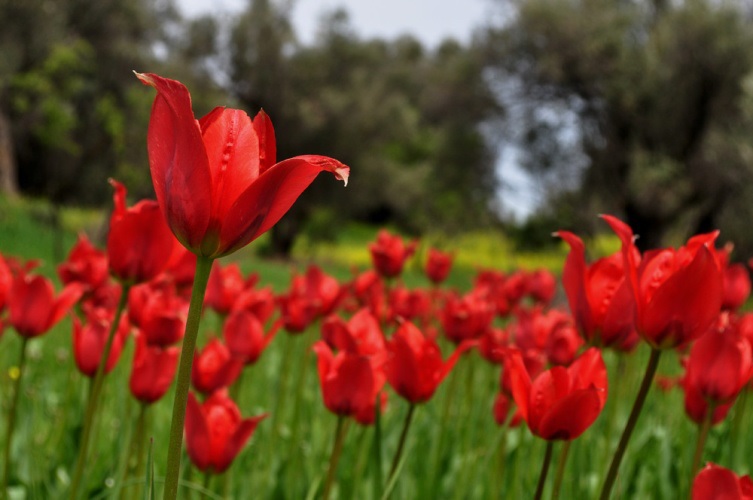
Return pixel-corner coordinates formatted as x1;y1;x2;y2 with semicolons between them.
387;403;417;484
551;440;571;500
70;287;130;499
534;441;554;500
690;405;715;482
599;348;662;500
322;416;348;500
1;337;29;499
163;255;214;500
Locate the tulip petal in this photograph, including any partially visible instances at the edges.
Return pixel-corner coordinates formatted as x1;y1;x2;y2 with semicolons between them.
219;155;349;256
642;246;722;347
692;463;746;500
253;110;276;174
185;392;212;472
557;231;592;336
216;413;268;473
537;387;604;440
135;72;212;250
505;349;532;423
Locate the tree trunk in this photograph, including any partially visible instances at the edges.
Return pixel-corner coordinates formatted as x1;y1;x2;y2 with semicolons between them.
0;111;19;197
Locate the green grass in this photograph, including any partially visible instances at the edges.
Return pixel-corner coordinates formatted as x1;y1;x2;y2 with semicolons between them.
0;195;750;499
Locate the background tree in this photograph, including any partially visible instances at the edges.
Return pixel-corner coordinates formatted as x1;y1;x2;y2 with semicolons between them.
485;0;753;252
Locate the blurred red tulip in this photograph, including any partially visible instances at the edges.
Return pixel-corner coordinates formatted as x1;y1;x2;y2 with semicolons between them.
722;263;751;311
682;316;753;425
73;307;130;377
492;392;522;428
0;253;10;312
223;309;280;365
136;72;349;258
58;234;109;293
313;340;386;425
108;180;180;284
558;230;638;349
205;262;259;316
369;230;417;279
322;308;385;356
9;271;83;338
130;332;180;404
440;290;495;344
604;215;724;349
692;463;753;500
525;269;557;305
385;321;474;404
425;248;453;284
185;391;267;473
128;281;187;346
505;347;608;441
191;338;244;395
511;307;584;366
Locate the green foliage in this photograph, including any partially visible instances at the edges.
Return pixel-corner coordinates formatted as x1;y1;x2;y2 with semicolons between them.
487;0;753;250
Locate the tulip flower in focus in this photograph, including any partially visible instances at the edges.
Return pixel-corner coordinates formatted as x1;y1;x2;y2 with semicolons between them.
604;215;724;349
369;230;417;279
135;72;349;258
73;308;130;377
505;347;608;440
130;332;180;404
425;248;453;285
185;391;267;473
385;320;475;404
107;180;180;285
692;463;753;500
557;230;638;350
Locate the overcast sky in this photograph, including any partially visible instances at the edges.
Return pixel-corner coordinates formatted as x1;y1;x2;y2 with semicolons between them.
177;0;535;219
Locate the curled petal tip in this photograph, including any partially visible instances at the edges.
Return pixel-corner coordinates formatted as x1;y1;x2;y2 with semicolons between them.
335;164;350;187
133;71;153;86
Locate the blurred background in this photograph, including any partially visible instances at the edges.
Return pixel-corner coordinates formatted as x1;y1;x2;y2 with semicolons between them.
2;0;753;260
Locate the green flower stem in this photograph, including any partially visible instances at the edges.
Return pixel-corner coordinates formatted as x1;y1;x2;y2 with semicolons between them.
163;255;214;500
322;416;348;500
372;396;384;499
1;337;29;499
551;440;572;500
129;404;149;500
599;348;662;500
534;441;554;500
70;286;130;500
690;404;715;482
387;403;417;484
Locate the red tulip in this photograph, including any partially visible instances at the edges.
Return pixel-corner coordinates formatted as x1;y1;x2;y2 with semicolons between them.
58;234;109;293
313;340;386;425
8;271;83;338
369;230;417;279
510;307;584;366
722;263;751;311
385;321;474;404
425;248;453;284
129;332;180;404
692;463;753;500
505;347;608;440
223;309;280;365
682;316;753;425
136;72;349;258
0;253;11;313
108;180;180;284
128;281;187;346
191;338;244;395
603;215;724;349
321;308;385;357
297;265;343;318
232;285;276;324
72;308;130;377
558;230;638;350
185;391;267;473
492;392;522;428
525;269;557;305
388;286;432;325
440;290;495;344
205;262;259;316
